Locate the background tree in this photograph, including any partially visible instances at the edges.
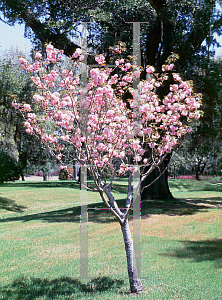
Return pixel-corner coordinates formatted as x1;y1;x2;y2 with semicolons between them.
1;1;221;66
174;56;222;179
59;168;69;180
1;0;221;197
0;150;21;183
20;135;56;181
169;137;222;179
0;49;51;180
0;49;30;178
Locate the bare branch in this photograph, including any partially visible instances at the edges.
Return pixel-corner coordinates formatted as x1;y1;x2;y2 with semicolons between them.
140;163;168;194
140;153;167;184
103;185;124;218
92;176;124;225
123;171;134;222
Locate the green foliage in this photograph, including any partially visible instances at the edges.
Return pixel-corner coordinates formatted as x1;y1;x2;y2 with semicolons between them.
0;150;21;183
24;138;56;180
0;49;35;171
1;1;222;64
0;50;57;180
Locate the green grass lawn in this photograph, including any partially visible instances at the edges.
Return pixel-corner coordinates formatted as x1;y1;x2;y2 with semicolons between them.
0;178;221;299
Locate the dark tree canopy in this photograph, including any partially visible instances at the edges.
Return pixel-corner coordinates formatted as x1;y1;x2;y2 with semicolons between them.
0;150;21;182
1;1;222;64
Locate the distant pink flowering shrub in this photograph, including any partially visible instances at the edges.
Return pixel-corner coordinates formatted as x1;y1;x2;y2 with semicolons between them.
34;171;43;176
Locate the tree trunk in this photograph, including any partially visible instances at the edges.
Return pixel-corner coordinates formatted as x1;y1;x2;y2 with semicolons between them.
173;164;176;179
195;161;201;180
21;173;25;181
121;219;143;294
141;154;174;200
200;161;207;177
43;173;48;181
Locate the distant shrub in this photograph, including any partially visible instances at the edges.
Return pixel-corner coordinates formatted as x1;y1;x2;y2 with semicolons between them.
179;175;195;179
0;150;21;183
53;170;60;176
59;168;68;180
169;175;196;180
34;171;43;176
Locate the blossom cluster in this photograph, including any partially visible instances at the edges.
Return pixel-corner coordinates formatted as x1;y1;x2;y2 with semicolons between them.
14;45;202;174
137;70;201;155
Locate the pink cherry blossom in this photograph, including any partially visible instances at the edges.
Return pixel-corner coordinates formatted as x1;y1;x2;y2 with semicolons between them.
95;54;106;65
17;44;202;182
146;66;155;74
35;52;42;59
24;104;31;111
167;64;174;71
12;102;20;109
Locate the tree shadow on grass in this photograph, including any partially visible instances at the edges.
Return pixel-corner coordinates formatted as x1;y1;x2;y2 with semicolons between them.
141;197;222;217
0;196;221;224
0;200;117;224
0;196;26;212
1;181;90;189
0;180;127;191
160;239;222;268
0;276;124;299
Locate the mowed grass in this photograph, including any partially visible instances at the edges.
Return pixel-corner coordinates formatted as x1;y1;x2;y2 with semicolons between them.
0;178;221;299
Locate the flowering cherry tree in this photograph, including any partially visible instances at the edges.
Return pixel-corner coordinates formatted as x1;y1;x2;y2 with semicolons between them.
13;44;202;294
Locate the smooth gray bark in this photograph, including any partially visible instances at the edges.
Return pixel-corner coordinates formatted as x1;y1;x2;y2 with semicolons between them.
121;219;143;294
93;171;143;293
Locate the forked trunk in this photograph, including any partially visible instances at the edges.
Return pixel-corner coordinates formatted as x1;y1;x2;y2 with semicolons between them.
121;219;143;294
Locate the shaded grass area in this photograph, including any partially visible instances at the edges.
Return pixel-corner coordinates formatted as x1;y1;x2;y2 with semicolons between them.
1;276;124;300
0;196;26;212
161;238;222;268
0;178;221;299
0;196;220;224
0;192;221;225
0;178;222;223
